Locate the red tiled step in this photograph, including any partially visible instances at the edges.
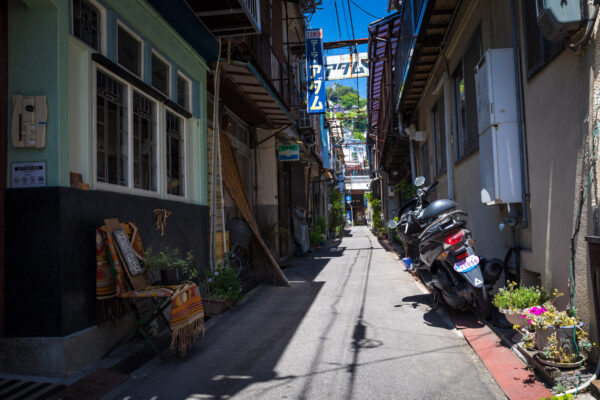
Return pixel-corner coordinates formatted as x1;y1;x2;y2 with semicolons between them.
447;308;553;400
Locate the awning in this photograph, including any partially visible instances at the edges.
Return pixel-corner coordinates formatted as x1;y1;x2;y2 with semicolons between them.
221;61;295;128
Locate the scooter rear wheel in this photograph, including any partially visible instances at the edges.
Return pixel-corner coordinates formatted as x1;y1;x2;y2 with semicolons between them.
472;286;494;321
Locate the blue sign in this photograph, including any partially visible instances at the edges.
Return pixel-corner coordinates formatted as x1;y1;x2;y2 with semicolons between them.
305;29;326;114
346;195;351;203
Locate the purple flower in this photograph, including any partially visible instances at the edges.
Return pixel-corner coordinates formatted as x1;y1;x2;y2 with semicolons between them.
527;306;547;316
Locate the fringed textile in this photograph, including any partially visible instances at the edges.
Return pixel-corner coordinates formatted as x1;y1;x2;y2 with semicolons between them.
95;222;204;356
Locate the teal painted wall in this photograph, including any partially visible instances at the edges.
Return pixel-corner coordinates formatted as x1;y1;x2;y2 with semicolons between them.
7;0;70;187
8;0;209;205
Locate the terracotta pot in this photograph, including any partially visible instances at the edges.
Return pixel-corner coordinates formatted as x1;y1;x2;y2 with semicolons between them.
203;298;234;316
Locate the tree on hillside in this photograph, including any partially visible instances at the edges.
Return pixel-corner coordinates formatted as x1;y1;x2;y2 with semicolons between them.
326;83;367;110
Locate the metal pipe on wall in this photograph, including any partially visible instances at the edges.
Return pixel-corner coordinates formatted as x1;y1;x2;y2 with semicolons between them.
443;71;454;200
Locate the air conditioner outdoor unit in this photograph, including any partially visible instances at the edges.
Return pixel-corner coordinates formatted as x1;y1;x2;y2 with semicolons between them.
536;0;587;42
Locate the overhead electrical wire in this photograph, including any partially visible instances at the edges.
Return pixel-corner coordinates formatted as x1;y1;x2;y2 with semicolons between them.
350;0;380;20
333;0;343;38
345;0;357;42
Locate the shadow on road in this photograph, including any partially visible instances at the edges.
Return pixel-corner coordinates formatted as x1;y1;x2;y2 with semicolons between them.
400;294;456;330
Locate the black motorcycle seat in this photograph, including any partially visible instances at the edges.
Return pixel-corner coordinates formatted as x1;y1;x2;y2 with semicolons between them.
420;199;458;221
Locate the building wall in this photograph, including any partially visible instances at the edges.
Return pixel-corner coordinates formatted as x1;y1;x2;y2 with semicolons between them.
413;0;599;334
416;0;513;263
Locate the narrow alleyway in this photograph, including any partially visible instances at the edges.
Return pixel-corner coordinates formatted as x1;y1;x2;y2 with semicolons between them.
103;227;506;400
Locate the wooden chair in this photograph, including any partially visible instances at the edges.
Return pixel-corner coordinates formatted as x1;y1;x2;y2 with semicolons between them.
98;218;203;359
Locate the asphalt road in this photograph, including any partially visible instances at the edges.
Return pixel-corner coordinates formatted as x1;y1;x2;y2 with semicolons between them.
103;226;506;400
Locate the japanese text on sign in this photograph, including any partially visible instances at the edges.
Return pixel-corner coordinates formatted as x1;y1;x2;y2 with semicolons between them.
305;29;326;114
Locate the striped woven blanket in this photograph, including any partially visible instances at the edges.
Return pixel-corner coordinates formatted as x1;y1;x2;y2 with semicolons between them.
95;223;204;356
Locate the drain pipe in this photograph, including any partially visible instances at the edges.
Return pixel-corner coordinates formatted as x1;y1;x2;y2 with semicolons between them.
409;138;417;184
510;0;528;231
443;71;454;200
507;0;529;285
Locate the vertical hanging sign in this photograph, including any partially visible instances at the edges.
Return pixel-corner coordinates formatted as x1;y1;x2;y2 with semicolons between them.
305;29;326;114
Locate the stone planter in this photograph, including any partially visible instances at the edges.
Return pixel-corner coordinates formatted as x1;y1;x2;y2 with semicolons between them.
535;323;583;353
203;298;234;316
499;308;527;328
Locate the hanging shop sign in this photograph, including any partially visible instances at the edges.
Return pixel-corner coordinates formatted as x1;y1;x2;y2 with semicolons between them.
325;53;369;81
305;29;326;114
278;144;300;161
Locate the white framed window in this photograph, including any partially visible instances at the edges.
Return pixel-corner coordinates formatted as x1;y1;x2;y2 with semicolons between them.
176;72;192;111
165;109;186;197
151;50;170;96
117;22;143;77
94;65;190;200
71;0;106;54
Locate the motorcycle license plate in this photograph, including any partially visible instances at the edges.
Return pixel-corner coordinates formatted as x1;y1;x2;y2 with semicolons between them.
454;255;480;273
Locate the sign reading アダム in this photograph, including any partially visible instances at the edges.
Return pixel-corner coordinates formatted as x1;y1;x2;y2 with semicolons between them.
305;29;326;114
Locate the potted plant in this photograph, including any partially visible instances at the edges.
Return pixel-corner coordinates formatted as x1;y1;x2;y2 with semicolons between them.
520;289;590;356
536;325;593;368
145;247;196;284
492;281;546;327
201;260;243;316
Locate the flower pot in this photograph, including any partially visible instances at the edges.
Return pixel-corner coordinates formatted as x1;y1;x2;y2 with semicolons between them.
160;268;182;284
535;323;583;352
499;308;527;328
203;298;234;316
534;352;586;369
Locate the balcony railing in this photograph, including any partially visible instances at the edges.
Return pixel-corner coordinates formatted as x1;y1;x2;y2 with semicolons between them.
394;0;456;112
191;0;261;36
244;34;303;122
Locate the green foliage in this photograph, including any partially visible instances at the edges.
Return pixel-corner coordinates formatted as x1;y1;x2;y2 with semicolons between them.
394;179;416;200
326;83;367;135
145;247;197;280
367;192;383;231
550;383;569;396
260;220;288;248
329;189;346;237
491;281;546;311
326;83;367;110
309;216;328;246
203;260;242;301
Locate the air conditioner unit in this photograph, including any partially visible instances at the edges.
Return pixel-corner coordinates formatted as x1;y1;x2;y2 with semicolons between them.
536;0;586;42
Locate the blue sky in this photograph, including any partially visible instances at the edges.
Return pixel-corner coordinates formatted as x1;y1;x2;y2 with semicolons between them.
309;0;393;98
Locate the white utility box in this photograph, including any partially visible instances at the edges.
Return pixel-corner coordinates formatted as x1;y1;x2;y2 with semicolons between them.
475;48;522;205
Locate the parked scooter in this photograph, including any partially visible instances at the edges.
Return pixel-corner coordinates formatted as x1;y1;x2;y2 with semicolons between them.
388;177;502;319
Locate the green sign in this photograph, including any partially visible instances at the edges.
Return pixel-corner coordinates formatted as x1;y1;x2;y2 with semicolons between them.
279;144;299;161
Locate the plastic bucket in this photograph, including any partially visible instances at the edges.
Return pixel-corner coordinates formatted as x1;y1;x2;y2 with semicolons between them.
227;218;252;249
402;257;412;270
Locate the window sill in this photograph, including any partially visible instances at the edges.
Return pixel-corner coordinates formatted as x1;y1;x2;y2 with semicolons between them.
94;181;189;203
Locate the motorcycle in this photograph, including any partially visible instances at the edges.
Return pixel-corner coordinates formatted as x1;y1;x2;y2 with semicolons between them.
388;176;502;319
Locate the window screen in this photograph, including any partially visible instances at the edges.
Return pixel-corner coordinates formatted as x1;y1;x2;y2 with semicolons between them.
166;111;184;196
72;0;100;50
118;25;141;76
152;53;169;95
96;70;128;186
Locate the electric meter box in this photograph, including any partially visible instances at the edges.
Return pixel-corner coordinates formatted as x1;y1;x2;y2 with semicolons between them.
536;0;585;42
474;49;522;205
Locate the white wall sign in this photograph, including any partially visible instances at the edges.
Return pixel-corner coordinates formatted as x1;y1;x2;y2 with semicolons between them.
12;162;46;188
325;53;369;81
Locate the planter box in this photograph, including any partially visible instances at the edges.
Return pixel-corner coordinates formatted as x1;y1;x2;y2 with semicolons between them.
160;268;182;284
203;298;234;316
